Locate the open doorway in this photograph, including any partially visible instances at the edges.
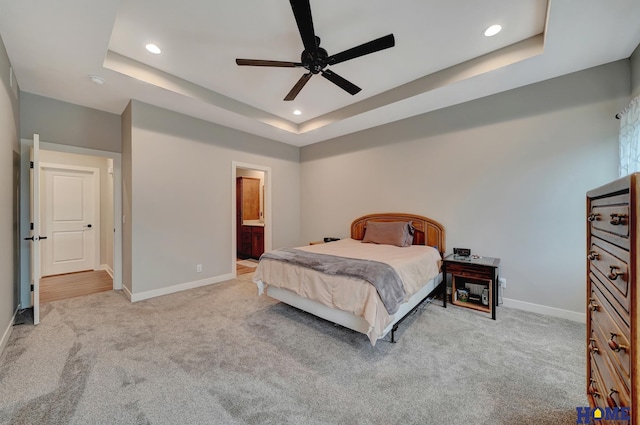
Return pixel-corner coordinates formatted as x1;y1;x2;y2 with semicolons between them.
20;139;122;316
38;151;113;303
232;162;272;277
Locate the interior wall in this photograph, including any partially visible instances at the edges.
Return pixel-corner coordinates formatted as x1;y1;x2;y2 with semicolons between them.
106;158;114;271
300;60;630;317
121;102;132;294
38;150;113;270
20;92;121;153
0;33;20;354
630;42;640;99
127;101;300;295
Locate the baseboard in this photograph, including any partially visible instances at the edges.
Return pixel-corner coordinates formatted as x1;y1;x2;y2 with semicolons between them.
502;297;586;323
130;273;235;302
1;306;19;357
97;264;114;279
122;285;133;301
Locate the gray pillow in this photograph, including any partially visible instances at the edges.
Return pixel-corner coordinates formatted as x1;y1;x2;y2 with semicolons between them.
361;221;414;247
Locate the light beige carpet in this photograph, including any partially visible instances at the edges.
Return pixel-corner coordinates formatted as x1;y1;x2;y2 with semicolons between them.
0;273;587;424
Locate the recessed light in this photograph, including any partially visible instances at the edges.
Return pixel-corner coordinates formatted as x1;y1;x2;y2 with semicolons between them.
293;110;302;116
484;24;502;37
146;43;161;54
88;75;104;85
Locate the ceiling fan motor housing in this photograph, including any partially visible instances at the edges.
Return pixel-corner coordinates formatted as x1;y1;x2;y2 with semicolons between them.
302;46;328;74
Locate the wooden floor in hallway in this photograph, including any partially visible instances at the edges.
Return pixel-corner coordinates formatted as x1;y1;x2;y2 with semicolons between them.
40;270;113;303
236;259;257;275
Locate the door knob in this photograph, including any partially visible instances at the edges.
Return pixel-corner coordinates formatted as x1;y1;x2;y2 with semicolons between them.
84;224;92;228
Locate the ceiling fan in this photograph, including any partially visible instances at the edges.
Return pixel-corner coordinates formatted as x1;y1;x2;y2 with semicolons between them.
235;0;395;101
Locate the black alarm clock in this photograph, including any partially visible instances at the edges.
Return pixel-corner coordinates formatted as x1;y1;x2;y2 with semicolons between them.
453;248;471;257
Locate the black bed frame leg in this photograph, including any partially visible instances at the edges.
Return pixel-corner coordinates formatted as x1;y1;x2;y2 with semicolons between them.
391;325;398;343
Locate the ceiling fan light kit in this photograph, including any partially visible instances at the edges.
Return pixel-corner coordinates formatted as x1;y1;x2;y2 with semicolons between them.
235;0;395;101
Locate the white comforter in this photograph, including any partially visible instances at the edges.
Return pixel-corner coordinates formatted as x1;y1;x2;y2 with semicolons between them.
253;238;441;342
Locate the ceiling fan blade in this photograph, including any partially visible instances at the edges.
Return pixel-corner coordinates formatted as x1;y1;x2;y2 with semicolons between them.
236;59;302;67
327;34;395;66
321;69;361;95
284;72;313;101
289;0;318;55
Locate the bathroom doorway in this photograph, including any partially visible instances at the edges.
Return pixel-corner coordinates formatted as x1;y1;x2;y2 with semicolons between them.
232;162;271;277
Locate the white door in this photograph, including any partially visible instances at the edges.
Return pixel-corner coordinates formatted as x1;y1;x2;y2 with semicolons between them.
28;134;41;324
40;165;99;277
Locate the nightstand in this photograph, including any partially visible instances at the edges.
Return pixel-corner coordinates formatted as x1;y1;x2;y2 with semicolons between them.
442;254;500;319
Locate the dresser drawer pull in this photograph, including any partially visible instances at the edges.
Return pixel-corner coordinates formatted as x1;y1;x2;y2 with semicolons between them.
588;338;599;354
606;389;619;408
607;265;623;281
587;251;599;261
587;213;600;222
608;333;628;352
588;379;601;398
588;298;599;312
609;213;628;226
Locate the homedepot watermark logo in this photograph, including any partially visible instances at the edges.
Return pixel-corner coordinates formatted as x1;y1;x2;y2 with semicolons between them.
576;406;630;423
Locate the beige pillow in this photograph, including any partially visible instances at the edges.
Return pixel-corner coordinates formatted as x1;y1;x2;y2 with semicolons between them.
361;221;414;247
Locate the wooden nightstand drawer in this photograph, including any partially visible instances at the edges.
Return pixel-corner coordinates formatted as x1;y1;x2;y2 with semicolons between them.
444;262;494;280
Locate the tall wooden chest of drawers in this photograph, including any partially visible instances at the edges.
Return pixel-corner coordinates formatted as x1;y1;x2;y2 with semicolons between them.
587;173;638;423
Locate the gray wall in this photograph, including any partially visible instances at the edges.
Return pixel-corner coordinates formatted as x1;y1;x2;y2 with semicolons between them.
631;43;640;99
300;60;630;317
126;101;300;295
20;92;121;153
0;33;20;353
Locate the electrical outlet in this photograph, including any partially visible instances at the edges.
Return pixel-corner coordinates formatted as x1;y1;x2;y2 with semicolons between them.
196;264;202;273
499;278;506;288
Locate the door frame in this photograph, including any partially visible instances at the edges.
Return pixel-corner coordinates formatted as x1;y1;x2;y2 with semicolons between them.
28;134;41;324
20;139;123;310
40;162;101;277
231;161;272;277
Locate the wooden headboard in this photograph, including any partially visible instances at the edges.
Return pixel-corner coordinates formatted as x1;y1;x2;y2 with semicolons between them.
350;213;446;255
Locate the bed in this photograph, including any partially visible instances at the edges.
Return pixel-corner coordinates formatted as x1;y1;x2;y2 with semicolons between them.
252;213;446;345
